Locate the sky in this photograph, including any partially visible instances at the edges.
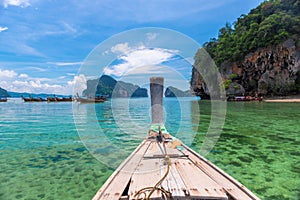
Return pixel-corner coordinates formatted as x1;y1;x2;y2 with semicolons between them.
0;0;265;95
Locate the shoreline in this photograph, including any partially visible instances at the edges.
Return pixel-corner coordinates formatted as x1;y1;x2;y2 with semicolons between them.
264;95;300;102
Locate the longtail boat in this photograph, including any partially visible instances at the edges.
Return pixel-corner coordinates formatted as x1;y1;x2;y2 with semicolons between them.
0;98;7;102
75;94;106;103
47;95;73;102
227;95;263;102
93;77;260;200
22;96;47;102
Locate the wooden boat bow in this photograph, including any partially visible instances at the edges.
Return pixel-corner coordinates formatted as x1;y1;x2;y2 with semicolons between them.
92;132;260;200
92;77;260;200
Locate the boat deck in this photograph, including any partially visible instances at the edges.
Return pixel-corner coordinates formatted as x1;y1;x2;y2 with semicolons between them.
93;132;260;200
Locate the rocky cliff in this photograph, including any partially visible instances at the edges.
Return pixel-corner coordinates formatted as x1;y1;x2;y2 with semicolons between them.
191;39;300;97
192;0;300;98
164;86;191;97
83;75;148;98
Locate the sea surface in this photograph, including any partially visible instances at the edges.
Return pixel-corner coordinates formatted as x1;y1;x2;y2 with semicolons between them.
0;98;299;200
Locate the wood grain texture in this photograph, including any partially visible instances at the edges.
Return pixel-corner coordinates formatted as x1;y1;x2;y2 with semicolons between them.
93;137;260;200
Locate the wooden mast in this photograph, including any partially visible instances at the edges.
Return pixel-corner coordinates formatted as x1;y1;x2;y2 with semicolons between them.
150;77;164;125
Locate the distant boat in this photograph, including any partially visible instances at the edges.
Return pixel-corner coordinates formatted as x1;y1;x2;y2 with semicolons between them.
47;95;73;102
227;95;263;102
75;94;106;103
0;98;7;102
22;96;47;102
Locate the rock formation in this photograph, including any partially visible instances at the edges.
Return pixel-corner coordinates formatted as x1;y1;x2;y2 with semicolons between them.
83;75;148;98
191;39;300;97
164;86;191;97
0;87;9;98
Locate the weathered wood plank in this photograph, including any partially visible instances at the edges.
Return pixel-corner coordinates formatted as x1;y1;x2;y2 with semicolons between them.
181;144;260;200
160;160;188;199
174;158;228;199
93;140;151;200
93;138;260;200
130;141;164;199
129;156;162;199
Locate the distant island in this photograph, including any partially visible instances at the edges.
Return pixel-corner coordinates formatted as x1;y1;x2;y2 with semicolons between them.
8;91;71;99
83;75;148;98
0;87;9;98
164;86;192;97
191;0;300;99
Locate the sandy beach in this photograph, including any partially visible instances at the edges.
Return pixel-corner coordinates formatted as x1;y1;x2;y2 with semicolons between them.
264;95;300;102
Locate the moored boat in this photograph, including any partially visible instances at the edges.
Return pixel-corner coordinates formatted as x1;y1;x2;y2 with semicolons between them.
47;95;73;102
0;98;7;102
227;95;263;102
22;96;47;102
75;94;106;103
56;96;73;102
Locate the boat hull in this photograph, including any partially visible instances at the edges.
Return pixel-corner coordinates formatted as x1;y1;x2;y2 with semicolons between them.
93;133;260;200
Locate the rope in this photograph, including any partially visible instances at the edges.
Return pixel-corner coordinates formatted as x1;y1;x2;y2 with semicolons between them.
134;155;171;200
134;127;172;200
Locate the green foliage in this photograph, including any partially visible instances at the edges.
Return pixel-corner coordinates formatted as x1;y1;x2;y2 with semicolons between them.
203;0;300;66
222;79;232;90
233;85;241;90
229;73;238;80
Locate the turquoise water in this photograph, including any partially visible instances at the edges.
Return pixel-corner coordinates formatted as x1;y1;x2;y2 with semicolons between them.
0;98;299;199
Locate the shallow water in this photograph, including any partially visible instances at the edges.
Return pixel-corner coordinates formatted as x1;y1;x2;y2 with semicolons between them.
0;98;299;199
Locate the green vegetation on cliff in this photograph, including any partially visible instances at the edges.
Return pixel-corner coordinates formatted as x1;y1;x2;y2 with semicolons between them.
204;0;300;66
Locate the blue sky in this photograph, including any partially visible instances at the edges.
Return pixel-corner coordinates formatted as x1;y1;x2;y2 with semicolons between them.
0;0;264;95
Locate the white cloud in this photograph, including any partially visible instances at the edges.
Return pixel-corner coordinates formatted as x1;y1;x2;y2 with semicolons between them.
25;66;48;72
69;74;87;95
118;65;191;91
19;73;28;78
0;26;8;32
42;22;78;37
17;43;44;57
0;69;17;79
111;42;130;54
104;43;178;77
62;22;77;34
47;61;83;66
0;68;85;95
3;0;30;8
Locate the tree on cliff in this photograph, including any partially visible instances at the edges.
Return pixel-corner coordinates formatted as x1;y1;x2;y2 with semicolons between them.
203;0;300;66
192;0;300;97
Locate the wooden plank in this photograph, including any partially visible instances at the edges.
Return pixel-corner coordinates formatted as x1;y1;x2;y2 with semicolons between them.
160;159;188;199
174;158;228;199
181;144;260;200
129;157;163;199
144;141;159;156
93;140;151;200
93;138;259;200
129;141;164;199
